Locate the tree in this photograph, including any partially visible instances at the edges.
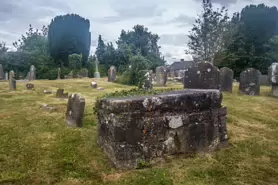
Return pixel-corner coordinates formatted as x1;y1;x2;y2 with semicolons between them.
48;14;91;66
224;4;278;76
95;35;106;62
186;0;229;64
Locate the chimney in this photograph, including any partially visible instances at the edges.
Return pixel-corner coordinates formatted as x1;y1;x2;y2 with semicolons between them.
180;59;185;62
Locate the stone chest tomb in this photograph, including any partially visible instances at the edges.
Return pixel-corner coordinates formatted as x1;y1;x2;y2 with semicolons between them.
96;89;228;169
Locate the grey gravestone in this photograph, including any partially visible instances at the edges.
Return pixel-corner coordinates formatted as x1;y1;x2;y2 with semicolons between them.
268;63;278;97
239;68;260;96
29;65;36;81
184;62;220;89
97;89;228;169
91;81;97;88
56;89;69;99
94;57;100;78
57;68;61;80
26;83;34;90
259;75;270;86
5;72;8;80
66;94;85;127
156;66;167;86
9;70;16;91
0;64;4;80
220;67;233;93
108;66;116;82
44;90;53;94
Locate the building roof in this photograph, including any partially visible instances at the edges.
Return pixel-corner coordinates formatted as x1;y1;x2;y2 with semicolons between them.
169;60;194;71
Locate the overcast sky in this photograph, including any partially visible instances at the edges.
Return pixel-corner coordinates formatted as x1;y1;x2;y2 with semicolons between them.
0;0;277;63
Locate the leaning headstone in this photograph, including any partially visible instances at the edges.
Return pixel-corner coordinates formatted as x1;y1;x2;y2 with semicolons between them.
0;64;4;80
66;94;85;128
5;72;8;80
57;68;61;80
9;70;16;91
108;66;117;82
184;62;220;89
56;89;69;99
156;66;167;86
220;67;233;93
268;63;278;97
29;65;36;81
239;68;260;96
26;83;34;90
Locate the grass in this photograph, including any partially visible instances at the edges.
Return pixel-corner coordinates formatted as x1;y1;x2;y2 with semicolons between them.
0;79;278;185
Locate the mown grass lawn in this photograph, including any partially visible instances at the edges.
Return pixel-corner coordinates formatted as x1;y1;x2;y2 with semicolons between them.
0;79;277;185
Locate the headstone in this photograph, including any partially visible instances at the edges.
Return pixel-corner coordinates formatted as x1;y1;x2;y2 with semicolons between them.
66;94;85;128
268;63;278;97
57;68;61;80
108;66;117;82
141;70;153;91
0;64;4;80
220;67;234;93
29;65;36;81
91;81;97;88
9;70;16;91
156;66;167;86
26;83;34;90
94;57;100;78
5;72;8;80
239;68;260;96
56;89;69;99
97;87;104;90
184;62;220;89
44;90;53;94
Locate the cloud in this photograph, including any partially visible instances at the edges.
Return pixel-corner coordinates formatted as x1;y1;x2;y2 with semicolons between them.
194;0;238;6
159;34;189;46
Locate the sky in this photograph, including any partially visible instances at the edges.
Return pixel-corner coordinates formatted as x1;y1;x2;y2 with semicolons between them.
0;0;277;64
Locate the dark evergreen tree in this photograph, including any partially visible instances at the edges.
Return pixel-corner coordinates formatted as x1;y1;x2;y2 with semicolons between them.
48;14;91;66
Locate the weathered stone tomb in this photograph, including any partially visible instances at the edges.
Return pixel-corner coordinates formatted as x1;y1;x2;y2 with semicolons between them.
97;89;228;169
56;89;69;99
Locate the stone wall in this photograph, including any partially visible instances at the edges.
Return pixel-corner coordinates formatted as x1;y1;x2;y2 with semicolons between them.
97;89;228;169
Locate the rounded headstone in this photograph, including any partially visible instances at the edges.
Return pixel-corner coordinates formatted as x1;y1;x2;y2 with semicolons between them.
184;62;220;89
108;66;117;82
220;67;234;93
239;68;260;96
268;63;278;97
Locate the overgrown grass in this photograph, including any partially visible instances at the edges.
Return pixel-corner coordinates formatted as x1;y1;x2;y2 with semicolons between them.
0;79;277;185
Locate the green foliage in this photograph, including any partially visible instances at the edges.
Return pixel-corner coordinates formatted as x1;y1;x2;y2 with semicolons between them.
116;55;149;85
69;54;82;70
48;14;91;66
186;0;229;63
223;3;278;76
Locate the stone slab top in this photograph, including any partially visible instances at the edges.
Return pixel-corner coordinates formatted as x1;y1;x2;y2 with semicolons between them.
97;89;222;113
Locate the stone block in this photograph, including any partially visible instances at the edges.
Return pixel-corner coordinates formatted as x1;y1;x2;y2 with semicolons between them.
97;89;228;169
